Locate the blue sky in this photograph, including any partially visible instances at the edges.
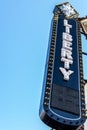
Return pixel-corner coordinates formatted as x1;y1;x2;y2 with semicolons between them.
0;0;87;130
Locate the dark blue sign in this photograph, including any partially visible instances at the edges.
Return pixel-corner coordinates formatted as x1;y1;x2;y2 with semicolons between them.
39;14;86;130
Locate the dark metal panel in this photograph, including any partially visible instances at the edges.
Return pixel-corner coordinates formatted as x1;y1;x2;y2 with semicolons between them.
51;84;79;115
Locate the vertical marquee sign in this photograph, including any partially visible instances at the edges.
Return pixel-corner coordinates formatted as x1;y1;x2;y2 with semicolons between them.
39;2;86;130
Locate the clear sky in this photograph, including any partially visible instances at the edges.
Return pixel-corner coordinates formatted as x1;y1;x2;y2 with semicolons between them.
0;0;87;130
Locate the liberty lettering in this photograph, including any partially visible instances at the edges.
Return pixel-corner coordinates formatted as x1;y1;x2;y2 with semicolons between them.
59;19;74;80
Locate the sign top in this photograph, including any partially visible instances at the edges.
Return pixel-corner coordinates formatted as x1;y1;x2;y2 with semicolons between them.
54;2;79;19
